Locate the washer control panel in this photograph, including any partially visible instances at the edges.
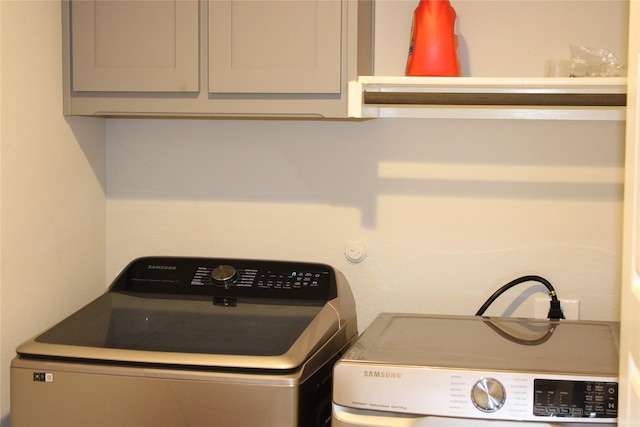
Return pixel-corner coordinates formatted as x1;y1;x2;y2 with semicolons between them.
332;363;618;423
109;256;337;302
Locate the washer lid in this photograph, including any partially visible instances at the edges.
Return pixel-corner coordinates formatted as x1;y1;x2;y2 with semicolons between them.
18;292;339;370
16;257;352;371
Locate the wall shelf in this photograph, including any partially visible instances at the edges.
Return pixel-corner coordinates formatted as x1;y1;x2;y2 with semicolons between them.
348;76;627;121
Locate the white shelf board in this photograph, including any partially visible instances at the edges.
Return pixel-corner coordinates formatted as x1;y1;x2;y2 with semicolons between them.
348;76;627;121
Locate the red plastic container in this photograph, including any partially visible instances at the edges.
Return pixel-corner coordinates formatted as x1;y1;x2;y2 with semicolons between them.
405;0;461;77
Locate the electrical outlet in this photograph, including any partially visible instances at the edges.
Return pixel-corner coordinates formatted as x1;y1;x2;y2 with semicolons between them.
534;298;580;320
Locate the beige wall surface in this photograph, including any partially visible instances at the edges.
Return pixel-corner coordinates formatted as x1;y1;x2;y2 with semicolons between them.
106;117;624;330
0;1;107;424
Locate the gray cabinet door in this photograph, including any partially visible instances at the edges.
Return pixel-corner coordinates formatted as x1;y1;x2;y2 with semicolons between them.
71;0;199;92
208;0;342;94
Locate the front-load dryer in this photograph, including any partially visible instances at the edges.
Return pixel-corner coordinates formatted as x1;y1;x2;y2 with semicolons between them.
332;313;618;426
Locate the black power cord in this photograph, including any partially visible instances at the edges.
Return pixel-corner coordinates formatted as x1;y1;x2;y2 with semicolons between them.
475;275;565;320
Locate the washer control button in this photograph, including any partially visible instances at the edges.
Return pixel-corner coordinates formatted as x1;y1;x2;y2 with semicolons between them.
210;265;237;288
471;378;506;413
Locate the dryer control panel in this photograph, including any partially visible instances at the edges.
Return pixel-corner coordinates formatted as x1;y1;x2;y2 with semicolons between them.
333;364;618;423
533;379;618;419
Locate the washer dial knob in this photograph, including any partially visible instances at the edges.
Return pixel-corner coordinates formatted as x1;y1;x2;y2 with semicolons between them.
210;265;237;289
471;378;506;413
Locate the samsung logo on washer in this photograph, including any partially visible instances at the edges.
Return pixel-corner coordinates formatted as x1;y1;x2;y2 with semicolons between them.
147;265;177;271
364;370;402;379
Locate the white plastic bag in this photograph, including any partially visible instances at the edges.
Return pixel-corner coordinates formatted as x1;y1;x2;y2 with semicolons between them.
569;44;626;77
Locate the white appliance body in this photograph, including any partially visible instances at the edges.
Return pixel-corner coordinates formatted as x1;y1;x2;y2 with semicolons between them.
332;313;618;427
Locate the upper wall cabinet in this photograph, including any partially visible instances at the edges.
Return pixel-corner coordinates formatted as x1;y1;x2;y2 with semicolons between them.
62;0;374;118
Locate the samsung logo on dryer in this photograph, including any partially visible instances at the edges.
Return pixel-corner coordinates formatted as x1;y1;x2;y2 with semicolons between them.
147;265;177;271
363;370;402;379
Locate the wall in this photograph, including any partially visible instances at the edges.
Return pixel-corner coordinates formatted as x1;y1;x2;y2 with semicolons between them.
0;1;106;424
106;0;628;330
107;117;624;329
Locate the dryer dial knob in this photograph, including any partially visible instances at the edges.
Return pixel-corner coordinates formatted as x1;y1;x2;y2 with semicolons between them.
211;265;237;289
471;378;506;413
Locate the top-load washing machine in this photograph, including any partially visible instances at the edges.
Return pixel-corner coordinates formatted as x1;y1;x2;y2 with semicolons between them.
333;313;618;427
11;256;357;427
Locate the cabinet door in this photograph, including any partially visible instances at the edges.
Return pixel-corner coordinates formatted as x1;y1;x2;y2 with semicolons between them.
620;1;640;426
209;0;342;94
71;0;199;92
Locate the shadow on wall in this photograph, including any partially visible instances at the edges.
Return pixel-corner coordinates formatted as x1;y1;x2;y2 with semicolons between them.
65;116;107;196
106;117;625;229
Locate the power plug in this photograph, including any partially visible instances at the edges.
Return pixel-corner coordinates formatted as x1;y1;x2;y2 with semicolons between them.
534;298;580;320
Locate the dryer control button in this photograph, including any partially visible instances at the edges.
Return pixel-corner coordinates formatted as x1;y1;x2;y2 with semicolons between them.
471;378;506;413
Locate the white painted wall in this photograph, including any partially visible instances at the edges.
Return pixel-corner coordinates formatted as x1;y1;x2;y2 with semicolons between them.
106;117;624;330
0;2;106;424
